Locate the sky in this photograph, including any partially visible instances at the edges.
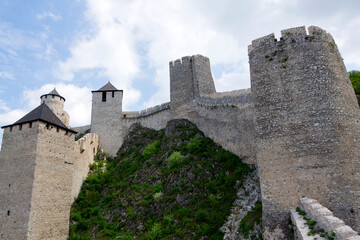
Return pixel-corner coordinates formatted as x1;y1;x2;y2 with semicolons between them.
0;0;360;146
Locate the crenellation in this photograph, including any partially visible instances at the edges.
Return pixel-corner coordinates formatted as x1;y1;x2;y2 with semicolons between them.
1;25;359;240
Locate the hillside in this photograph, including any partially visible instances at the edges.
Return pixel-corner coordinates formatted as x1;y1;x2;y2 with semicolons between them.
68;119;261;239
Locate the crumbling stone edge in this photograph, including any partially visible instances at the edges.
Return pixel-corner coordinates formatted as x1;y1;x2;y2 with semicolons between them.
291;197;360;240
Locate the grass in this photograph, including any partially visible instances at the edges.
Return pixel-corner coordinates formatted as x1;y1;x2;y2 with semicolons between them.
69;120;254;239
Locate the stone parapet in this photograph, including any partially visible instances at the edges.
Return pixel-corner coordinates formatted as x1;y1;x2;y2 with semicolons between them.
291;197;360;240
122;102;170;119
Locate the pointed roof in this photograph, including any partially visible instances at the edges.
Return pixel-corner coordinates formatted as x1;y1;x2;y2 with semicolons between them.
1;103;76;133
40;88;66;101
92;82;123;93
49;88;60;95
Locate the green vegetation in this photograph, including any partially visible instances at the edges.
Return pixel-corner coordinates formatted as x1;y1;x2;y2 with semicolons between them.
349;70;360;107
239;201;263;239
69;120;254;239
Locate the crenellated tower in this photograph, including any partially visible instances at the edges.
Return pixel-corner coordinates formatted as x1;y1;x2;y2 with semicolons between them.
170;55;216;109
249;26;360;236
90;82;123;157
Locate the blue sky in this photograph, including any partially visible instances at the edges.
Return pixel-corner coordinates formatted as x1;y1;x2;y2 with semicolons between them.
0;0;360;145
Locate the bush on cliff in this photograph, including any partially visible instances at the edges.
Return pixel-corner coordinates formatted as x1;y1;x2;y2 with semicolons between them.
69;119;254;239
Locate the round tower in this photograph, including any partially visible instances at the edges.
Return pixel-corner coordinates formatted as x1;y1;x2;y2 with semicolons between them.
40;88;69;126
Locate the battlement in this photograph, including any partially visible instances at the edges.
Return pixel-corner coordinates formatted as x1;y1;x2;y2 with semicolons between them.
122;102;170;119
248;26;334;54
169;56;192;67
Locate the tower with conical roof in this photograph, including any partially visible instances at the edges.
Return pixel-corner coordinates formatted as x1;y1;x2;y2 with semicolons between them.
0;94;76;239
40;88;69;126
90;82;123;156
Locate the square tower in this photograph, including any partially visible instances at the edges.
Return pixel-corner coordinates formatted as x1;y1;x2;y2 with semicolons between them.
0;103;76;240
90;82;123;156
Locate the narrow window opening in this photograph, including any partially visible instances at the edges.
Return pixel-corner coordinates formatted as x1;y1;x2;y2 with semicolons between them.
45;95;47;98
102;92;106;102
19;125;22;130
29;122;32;128
65;130;68;135
9;184;10;187
112;91;114;97
52;95;54;98
7;211;10;216
10;126;12;132
46;124;50;129
124;114;126;118
93;148;95;154
57;127;59;132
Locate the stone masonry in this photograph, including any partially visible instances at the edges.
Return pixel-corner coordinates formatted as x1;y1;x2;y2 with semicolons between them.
0;90;98;240
0;25;359;240
249;26;360;237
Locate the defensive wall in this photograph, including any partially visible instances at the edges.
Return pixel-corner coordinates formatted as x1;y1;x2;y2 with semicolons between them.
1;25;358;240
249;26;360;236
0;92;99;239
81;26;360;238
291;197;360;240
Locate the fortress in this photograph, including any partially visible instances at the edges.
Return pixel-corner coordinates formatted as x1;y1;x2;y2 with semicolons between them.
0;25;359;239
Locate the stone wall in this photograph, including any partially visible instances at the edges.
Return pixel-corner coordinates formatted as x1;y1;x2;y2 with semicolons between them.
0;122;39;240
0;121;76;240
27;122;75;240
292;197;360;240
249;26;360;237
91;90;123;157
72;133;99;200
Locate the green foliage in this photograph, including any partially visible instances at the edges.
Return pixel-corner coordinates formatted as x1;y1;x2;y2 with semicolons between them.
239;201;262;239
142;140;161;160
168;151;184;168
69;120;256;239
349;70;360;95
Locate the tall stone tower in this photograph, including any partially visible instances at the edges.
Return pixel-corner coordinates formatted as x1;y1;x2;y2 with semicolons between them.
90;82;123;156
0;97;76;239
249;26;360;236
40;88;69;126
170;55;216;109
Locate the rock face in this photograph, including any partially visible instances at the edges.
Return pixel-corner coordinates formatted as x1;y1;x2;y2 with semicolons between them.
249;26;360;237
69;119;260;239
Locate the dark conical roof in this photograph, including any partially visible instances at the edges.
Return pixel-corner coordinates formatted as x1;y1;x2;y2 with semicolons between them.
40;88;66;101
92;82;123;93
49;88;60;95
98;82;118;91
1;103;76;133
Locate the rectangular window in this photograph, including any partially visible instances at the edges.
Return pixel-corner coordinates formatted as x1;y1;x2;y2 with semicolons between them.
19;124;22;130
102;92;106;102
46;124;50;129
29;122;32;128
10;126;12;132
112;91;114;97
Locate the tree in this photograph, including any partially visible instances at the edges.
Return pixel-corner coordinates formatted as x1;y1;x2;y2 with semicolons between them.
349;70;360;95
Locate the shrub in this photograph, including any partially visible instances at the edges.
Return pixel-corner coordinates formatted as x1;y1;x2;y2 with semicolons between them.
145;223;162;240
195;209;210;223
168;152;184;168
153;191;163;202
142;140;161;160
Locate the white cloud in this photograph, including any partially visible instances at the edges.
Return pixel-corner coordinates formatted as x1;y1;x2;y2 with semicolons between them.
53;0;360;110
22;83;92;127
0;71;15;80
36;11;62;21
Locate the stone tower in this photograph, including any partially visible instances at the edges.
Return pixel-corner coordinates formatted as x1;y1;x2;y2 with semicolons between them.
40;88;69;126
90;82;123;156
0;101;76;239
170;55;216;109
249;26;360;236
